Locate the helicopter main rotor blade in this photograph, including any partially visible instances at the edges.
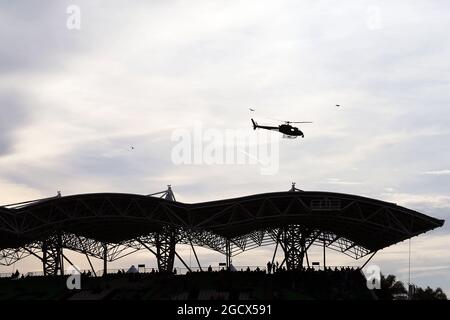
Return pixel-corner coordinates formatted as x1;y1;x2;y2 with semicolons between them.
290;121;313;124
267;118;313;124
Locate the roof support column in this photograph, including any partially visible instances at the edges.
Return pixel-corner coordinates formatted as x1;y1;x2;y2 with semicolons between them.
189;240;203;271
281;225;309;271
225;239;231;270
102;242;108;276
42;233;64;276
155;226;176;273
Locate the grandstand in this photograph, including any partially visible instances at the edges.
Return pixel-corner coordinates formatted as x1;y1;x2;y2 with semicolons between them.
0;268;373;300
0;185;444;299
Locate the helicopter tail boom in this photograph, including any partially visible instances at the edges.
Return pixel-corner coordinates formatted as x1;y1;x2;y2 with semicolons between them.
251;119;279;131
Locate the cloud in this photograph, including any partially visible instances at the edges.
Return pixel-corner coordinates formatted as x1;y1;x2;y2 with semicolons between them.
0;2;84;73
323;178;362;185
0;178;43;205
0;90;32;156
424;170;450;176
381;192;450;210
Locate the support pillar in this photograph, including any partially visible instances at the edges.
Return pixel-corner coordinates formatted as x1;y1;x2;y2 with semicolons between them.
281;225;310;271
190;240;203;271
155;227;176;273
103;243;108;276
225;239;231;270
42;234;64;276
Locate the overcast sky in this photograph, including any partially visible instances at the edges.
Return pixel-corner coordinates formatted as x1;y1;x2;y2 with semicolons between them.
1;0;449;294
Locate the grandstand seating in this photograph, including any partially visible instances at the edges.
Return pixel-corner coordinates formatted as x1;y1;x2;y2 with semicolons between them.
0;268;374;300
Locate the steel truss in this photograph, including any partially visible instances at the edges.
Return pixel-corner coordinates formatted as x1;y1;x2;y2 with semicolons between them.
0;248;31;266
0;187;443;274
281;226;308;270
154;226;176;272
0;227;373;272
0;224;374;274
42;234;64;276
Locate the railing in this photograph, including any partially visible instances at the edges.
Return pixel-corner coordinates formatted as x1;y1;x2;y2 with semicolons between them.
0;265;359;279
0;266;267;278
96;266;266;275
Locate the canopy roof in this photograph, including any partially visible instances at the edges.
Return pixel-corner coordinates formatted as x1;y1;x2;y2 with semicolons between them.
0;191;444;255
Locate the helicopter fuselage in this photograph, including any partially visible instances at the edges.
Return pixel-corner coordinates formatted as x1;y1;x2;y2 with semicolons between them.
278;124;304;137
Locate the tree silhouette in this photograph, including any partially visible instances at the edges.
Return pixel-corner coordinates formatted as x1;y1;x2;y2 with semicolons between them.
376;273;447;300
377;274;407;300
412;286;447;300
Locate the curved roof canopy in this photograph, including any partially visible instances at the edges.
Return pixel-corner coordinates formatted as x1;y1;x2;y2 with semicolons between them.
0;191;444;257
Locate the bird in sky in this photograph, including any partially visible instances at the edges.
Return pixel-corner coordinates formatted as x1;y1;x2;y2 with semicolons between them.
131;146;135;150
249;108;255;112
336;104;341;107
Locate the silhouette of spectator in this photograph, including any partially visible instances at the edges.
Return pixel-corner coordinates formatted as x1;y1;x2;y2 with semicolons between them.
267;261;272;274
173;268;177;275
246;266;251;272
208;265;213;272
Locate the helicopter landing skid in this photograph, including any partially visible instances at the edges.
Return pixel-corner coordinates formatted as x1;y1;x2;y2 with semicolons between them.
283;135;298;139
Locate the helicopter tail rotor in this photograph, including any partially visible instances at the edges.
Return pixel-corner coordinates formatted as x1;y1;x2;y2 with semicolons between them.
251;119;258;130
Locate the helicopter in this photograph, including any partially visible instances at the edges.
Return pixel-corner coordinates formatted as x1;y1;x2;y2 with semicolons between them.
251;118;313;138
